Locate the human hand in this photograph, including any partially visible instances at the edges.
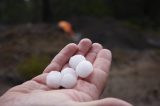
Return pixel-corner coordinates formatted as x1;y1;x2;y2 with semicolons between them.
0;39;132;106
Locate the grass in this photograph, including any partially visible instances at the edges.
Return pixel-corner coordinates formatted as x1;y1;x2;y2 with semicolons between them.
17;54;50;80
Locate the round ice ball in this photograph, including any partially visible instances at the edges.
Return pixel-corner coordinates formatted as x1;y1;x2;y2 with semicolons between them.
46;71;61;89
69;55;86;69
76;60;93;78
61;67;77;77
61;73;77;89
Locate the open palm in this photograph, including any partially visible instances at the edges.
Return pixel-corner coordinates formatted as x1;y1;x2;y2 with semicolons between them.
0;39;131;106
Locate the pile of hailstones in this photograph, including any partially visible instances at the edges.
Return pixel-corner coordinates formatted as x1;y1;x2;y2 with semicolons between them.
46;55;93;89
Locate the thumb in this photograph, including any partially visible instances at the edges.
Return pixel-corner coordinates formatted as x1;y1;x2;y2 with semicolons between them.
78;98;132;106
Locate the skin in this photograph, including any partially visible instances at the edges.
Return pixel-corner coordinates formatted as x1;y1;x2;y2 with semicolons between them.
0;39;132;106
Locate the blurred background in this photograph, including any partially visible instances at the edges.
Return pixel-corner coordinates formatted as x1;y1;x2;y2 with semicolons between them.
0;0;160;106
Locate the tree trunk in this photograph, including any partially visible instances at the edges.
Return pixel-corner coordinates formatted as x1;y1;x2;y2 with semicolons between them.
42;0;52;22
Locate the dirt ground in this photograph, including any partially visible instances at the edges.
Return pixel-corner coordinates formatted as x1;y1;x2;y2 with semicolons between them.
102;49;160;106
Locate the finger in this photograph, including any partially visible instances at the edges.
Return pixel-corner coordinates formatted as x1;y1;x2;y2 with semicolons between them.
77;38;92;55
61;43;102;70
77;98;132;106
32;73;48;85
61;39;92;69
86;43;103;63
43;43;78;73
87;49;112;98
61;63;69;70
74;49;112;100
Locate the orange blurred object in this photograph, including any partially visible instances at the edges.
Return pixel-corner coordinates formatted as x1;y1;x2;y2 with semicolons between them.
58;20;82;42
58;20;74;36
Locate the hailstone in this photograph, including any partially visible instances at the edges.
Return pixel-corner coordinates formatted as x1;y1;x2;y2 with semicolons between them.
46;71;61;89
61;73;77;88
76;60;93;78
69;55;86;69
61;67;77;77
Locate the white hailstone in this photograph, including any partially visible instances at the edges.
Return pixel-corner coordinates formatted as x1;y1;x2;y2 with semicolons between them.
69;55;86;69
46;71;61;89
61;67;77;77
76;60;93;78
61;73;77;89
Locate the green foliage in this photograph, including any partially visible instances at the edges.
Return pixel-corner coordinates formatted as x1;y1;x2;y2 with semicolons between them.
17;54;50;80
0;0;32;23
0;0;159;27
0;0;112;23
50;0;112;19
79;0;112;16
